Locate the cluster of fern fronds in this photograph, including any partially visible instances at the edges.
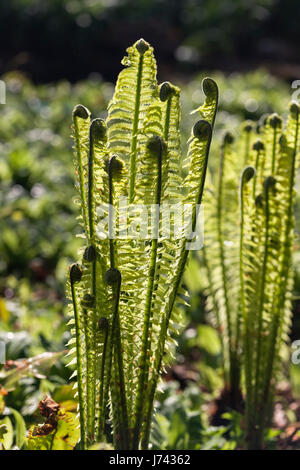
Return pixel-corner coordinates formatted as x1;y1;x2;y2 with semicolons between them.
67;39;218;450
203;103;300;449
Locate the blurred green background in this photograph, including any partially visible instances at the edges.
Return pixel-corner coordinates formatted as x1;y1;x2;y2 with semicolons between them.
1;0;300;449
1;0;300;83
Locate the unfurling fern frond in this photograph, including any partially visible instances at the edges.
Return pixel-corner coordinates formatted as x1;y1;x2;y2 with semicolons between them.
68;39;218;450
203;101;300;449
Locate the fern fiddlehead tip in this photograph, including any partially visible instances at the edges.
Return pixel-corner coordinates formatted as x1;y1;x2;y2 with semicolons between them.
159;82;176;102
69;263;83;284
253;139;264;151
146;135;165;159
223;131;234;145
73;104;90;120
136;38;150;55
242;121;253;134
289;101;300;117
263;175;276;193
242;165;256;184
90;118;107;141
269;113;282;129
202;77;218;98
193;120;212;140
83;245;96;262
107;154;126;181
105;267;121;285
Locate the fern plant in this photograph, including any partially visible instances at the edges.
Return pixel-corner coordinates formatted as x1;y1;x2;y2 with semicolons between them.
67;39;218;450
203;103;300;449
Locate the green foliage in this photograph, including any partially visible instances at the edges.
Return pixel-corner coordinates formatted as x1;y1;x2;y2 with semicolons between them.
0;411;26;450
150;382;241;450
0;61;298;451
0;351;65;391
68;39;217;449
150;382;204;450
10;409;26;449
203;102;300;448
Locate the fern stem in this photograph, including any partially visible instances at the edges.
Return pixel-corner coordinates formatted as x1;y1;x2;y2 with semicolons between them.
106;270;129;449
87;120;102;440
82;308;94;442
101;293;116;442
73;107;89;233
139;86;174;449
141;91;173;448
113;282;129;449
132;137;163;449
88;126;96;240
164;96;172;141
107;157;129;449
243;126;252;166
239;167;255;433
108;157;115;268
141;377;156;449
70;274;86;450
97;318;109;441
252;144;262;198
203;245;226;377
271;127;278;174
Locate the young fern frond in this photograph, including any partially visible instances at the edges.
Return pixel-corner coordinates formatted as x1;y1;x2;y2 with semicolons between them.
68;39;217;450
204;100;300;449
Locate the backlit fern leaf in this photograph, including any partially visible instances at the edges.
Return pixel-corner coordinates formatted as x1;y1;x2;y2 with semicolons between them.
68;39;217;450
106;39;157;203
